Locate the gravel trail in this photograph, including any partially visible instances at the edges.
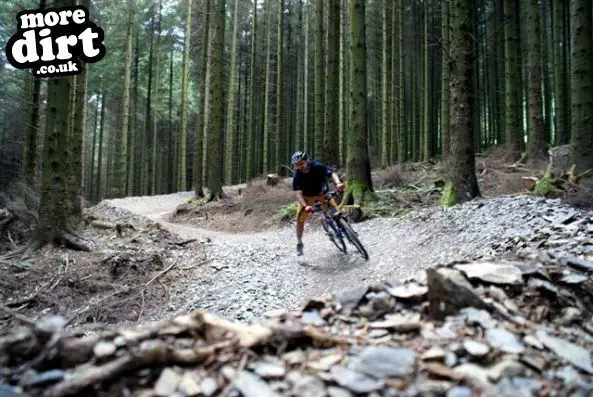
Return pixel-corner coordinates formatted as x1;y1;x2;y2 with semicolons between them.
104;190;589;322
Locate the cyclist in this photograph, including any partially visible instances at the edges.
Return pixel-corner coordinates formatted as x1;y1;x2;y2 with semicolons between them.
291;151;345;256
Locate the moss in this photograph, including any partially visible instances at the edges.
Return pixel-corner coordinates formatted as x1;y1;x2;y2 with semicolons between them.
344;179;378;206
276;202;298;220
439;182;457;207
532;177;562;197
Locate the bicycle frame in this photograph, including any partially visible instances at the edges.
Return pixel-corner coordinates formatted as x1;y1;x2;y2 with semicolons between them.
310;190;369;260
312;192;344;238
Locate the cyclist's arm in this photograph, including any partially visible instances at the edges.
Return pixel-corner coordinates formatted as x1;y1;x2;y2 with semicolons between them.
330;172;341;186
295;190;308;208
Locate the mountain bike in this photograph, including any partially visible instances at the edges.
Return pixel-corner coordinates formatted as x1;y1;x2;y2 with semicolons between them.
311;191;369;260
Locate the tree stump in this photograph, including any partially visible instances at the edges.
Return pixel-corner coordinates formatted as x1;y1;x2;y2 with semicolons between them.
341;205;364;223
266;174;280;186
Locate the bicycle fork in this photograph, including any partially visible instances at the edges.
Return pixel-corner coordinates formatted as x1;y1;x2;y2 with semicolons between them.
323;213;343;239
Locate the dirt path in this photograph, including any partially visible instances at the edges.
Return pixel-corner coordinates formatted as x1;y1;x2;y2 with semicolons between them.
104;191;577;322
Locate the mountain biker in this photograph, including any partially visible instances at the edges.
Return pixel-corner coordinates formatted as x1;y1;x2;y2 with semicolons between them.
291;151;345;256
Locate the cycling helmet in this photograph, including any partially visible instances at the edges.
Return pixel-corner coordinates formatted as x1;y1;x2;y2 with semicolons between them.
291;151;308;164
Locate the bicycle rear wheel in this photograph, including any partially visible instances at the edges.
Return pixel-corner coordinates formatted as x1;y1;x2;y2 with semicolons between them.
337;218;369;260
322;218;347;253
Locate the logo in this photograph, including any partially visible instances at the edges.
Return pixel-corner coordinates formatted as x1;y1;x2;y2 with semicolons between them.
4;6;105;78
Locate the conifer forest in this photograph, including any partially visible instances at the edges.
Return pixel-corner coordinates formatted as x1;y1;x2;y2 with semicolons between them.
0;0;592;248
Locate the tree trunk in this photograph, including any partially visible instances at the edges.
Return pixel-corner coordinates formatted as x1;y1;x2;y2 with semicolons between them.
325;0;340;168
262;0;272;173
553;0;569;146
89;82;100;201
441;0;450;160
569;0;593;183
128;15;139;196
22;0;45;186
143;7;155;195
525;0;547;163
303;2;310;153
179;0;192;191
33;0;92;251
205;0;226;200
194;0;211;197
168;46;175;193
225;0;240;183
314;0;325;160
152;1;162;194
503;0;522;162
398;0;405;163
344;0;375;206
422;0;431;162
442;0;481;206
69;39;88;220
275;0;285;175
114;0;134;197
340;0;348;165
380;0;390;168
246;0;257;181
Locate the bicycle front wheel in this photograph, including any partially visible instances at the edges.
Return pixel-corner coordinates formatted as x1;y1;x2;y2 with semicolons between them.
322;218;347;253
337;218;369;260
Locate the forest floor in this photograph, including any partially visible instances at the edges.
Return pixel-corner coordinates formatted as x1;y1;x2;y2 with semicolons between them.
0;149;591;335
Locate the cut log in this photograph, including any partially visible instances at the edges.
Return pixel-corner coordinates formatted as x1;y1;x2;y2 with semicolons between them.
266;174;280;186
340;205;364;223
521;177;539;191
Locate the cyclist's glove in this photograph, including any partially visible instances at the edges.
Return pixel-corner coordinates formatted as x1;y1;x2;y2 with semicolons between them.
304;205;315;213
337;183;345;193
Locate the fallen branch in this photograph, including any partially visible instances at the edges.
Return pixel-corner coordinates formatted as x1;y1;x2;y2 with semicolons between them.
145;261;179;288
0;305;36;325
0;332;61;377
169;238;197;247
42;340;234;397
91;221;135;236
66;287;132;325
90;220;116;229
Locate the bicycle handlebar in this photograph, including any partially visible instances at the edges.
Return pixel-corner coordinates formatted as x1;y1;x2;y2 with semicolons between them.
311;190;339;212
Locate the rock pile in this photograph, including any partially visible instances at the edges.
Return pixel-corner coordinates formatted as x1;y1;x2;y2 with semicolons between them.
2;242;593;396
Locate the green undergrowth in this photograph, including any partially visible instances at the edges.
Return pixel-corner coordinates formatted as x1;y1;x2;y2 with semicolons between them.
276;202;298;220
362;193;395;217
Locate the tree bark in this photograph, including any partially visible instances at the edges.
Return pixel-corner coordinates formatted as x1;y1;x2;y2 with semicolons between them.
569;0;593;185
526;0;548;163
443;0;481;205
205;0;226;200
314;0;325;160
325;0;340;168
344;0;375;205
246;0;257;181
503;0;522;162
225;0;240;183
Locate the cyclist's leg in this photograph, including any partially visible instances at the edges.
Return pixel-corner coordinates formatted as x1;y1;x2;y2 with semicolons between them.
327;197;342;217
296;196;313;254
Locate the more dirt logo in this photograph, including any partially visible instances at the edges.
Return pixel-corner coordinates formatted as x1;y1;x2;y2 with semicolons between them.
4;6;105;78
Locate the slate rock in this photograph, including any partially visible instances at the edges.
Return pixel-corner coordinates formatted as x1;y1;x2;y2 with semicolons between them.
329;366;383;394
352;346;416;378
536;330;593;374
485;327;525;354
334;286;368;311
454;262;523;285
